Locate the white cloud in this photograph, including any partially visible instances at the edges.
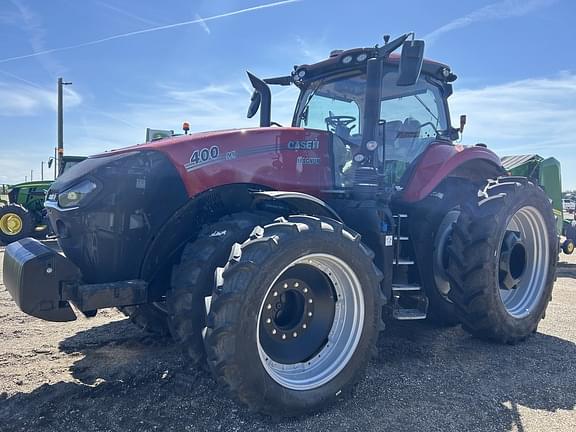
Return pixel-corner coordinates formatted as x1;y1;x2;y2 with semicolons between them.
450;72;576;188
295;36;329;63
0;82;81;116
424;0;557;44
8;0;63;76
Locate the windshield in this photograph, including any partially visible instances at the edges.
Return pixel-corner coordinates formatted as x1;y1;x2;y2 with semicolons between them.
294;69;449;187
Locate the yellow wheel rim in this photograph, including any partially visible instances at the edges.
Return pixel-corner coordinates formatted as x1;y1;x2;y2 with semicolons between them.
0;213;23;236
568;242;575;254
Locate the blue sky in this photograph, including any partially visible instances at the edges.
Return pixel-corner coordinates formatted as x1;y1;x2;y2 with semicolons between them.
1;0;575;188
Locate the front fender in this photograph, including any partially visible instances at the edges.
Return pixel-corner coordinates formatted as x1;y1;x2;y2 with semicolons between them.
251;191;342;222
402;143;504;203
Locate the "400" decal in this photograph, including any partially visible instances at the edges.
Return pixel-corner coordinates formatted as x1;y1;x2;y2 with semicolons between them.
190;146;220;166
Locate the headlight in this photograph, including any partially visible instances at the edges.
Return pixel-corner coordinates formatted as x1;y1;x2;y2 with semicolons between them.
58;180;97;208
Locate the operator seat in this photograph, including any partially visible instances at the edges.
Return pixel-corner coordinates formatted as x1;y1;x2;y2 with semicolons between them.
382;120;403;160
394;118;422;161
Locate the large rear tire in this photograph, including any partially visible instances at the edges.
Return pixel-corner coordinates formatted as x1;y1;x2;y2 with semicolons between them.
204;215;383;416
409;179;479;326
447;178;557;343
168;213;272;368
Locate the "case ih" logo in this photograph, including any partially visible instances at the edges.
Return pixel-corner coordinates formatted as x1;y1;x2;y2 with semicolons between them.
288;140;320;150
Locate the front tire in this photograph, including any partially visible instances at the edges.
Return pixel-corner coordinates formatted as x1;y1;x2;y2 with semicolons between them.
204;215;383;416
447;178;557;343
168;213;272;367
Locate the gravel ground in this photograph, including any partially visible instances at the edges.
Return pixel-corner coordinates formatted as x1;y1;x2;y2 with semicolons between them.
0;244;575;432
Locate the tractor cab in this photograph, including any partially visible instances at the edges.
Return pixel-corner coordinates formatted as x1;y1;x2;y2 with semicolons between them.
248;33;459;189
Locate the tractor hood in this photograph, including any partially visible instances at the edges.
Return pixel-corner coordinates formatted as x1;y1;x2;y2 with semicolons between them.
43;126;333;283
48;126;333;198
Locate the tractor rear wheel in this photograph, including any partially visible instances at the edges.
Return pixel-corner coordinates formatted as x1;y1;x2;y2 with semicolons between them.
204;215;383;416
410;179;479;326
168;212;272;368
447;178;557;343
0;204;34;245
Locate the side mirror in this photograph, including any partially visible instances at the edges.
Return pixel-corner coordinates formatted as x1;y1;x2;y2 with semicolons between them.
47;159;53;169
247;90;261;119
459;114;467;133
246;71;271;127
397;40;425;86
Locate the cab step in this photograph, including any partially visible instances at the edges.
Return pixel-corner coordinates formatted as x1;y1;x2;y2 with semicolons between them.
391;283;428;320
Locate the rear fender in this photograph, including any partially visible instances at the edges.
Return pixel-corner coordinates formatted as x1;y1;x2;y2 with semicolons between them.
402;143;504;203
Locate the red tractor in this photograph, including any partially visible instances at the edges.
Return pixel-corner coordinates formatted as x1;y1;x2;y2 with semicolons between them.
3;34;557;416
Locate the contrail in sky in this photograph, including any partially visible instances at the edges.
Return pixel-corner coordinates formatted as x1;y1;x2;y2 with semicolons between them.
424;0;556;44
0;0;300;64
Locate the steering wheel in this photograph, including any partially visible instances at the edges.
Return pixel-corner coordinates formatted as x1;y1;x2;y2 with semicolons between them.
325;115;357;132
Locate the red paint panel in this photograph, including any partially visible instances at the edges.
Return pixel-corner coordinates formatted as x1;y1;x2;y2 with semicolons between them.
403;142;503;202
98;127;334;197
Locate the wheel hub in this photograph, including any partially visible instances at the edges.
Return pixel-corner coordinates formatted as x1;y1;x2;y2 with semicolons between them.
0;213;23;236
259;268;335;364
499;230;527;290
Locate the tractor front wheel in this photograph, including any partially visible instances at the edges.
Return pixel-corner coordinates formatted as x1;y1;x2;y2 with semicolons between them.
168;212;272;367
447;178;557;343
204;216;383;416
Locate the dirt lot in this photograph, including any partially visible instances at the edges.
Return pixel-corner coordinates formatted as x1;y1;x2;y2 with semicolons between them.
0;245;575;432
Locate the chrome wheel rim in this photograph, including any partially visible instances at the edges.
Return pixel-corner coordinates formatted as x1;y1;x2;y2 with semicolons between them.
499;206;550;319
256;253;365;391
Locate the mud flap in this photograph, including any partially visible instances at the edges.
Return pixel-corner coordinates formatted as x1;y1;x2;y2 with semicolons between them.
3;238;79;322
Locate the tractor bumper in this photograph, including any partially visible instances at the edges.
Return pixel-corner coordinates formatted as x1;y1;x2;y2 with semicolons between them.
3;238;149;322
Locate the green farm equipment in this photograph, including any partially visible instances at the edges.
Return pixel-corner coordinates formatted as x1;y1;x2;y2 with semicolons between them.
0;156;85;244
501;154;573;254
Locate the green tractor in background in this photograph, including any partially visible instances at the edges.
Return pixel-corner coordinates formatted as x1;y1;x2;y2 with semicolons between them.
501;154;574;255
0;156;85;245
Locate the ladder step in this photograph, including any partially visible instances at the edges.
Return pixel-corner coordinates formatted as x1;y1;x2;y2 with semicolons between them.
393;308;427;320
392;284;422;292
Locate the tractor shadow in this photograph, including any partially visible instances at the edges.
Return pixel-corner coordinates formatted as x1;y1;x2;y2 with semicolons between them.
0;318;575;431
557;261;576;279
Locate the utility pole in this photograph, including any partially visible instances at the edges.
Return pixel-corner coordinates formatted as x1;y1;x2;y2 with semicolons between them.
30;169;33;182
41;161;44;181
54;148;57;180
57;77;72;176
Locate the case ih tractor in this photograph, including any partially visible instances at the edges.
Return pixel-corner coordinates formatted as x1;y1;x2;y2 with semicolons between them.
3;34;557;415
